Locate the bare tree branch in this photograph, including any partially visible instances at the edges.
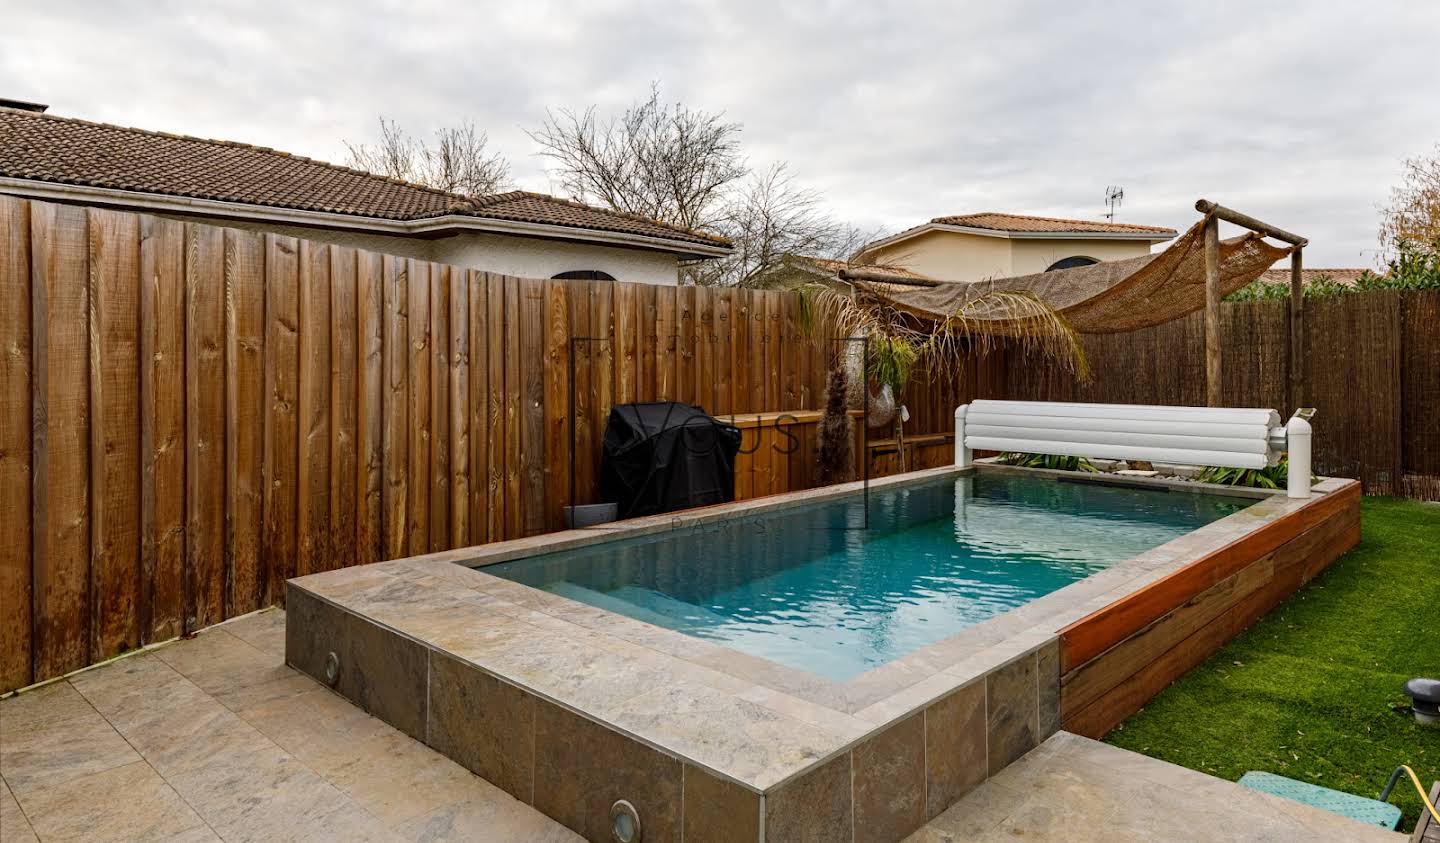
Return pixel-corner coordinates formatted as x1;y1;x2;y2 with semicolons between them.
344;116;510;197
1380;143;1440;258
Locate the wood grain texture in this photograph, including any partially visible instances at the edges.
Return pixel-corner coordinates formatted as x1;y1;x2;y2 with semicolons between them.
186;224;226;629
406;259;431;553
88;209;141;659
520;279;546;536
140;216;186;641
502;277;522;538
30;201;91;678
1;196;33;689
381;256;408;559
543;280;570;530
356;252;385;566
429;265;451;552
329;246;358;571
485;273;506;542
225;229;266;616
296;241;331;577
449;266;470;547
467;270;488;544
262;234;299;604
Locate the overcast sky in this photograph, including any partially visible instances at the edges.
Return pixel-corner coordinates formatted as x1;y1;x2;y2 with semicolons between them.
5;1;1439;266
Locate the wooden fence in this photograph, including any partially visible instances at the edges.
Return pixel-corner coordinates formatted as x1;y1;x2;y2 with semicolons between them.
4;195;1433;694
996;291;1440;499
0;197;862;693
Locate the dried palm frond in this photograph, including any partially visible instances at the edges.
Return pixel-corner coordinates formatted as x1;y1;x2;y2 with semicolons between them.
797;280;1090;383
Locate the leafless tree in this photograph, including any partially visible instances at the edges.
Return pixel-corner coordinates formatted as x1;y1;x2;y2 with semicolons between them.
1380;143;1440;256
530;85;746;232
345;117;511;197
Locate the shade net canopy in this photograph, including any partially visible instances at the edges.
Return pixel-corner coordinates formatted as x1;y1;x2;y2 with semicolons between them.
852;218;1294;335
599;402;742;518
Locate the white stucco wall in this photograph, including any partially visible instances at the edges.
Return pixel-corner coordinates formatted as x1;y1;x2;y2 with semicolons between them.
868;229;1165;282
1009;238;1159;276
150;213;682;284
430;232;680;285
868;229;1015;281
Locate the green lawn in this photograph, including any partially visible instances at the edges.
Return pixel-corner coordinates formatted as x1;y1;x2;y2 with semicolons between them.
1105;496;1440;830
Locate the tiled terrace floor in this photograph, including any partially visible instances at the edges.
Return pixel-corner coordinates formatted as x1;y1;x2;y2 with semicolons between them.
1;609;1407;843
0;610;578;842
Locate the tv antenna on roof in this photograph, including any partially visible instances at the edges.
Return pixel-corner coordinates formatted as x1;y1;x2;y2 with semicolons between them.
1104;186;1124;222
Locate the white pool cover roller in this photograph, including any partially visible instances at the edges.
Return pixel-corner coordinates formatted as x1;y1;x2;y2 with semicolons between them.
954;400;1312;498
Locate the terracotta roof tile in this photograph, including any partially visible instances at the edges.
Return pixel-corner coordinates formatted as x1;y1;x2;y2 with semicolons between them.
0;106;728;248
931;211;1176;236
1259;267;1372;286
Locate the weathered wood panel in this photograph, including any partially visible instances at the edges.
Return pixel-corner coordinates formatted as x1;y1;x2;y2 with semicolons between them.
186;224;226;630
88;209;141;658
429;265;450;552
407;260;431;553
295;241;331;576
226;229;266;616
520;279;546;536
30;201;91;678
329;246;359;571
262;234;300;604
1;196;33;689
356;252;385;566
381;256;409;560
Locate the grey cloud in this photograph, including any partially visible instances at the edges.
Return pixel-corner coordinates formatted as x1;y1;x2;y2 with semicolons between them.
3;0;1437;266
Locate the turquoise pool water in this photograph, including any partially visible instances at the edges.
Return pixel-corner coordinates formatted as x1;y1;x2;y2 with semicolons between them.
486;474;1252;681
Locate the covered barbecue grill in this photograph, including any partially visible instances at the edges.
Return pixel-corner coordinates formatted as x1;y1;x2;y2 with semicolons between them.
599;402;742;518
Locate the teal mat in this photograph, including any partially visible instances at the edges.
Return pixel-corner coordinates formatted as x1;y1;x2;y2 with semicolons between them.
1239;771;1402;830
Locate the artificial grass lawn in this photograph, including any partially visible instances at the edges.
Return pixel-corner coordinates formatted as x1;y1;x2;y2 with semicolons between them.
1105;496;1440;831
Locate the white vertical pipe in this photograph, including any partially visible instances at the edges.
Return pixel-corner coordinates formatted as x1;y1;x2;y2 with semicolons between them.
955;404;972;468
1286;416;1312;499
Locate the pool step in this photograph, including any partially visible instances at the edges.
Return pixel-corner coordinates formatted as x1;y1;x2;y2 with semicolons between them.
1238;771;1403;830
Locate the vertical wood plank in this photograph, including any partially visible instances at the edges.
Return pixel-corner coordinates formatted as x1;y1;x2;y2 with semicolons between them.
141;216;186;638
543;280;571;531
224;228;265;616
295;241;331;576
567;280;594;507
88;209;141;659
654;285;675;401
449;266;470;547
356;252;384;566
503;277;522;538
747;291;765;414
614;282;637;406
406;260;431;552
520;279;547;536
429;265;450;551
638;283;657;401
590;280;614;500
764;291;783;412
485;273;506;541
185;224;226;630
262;235;299;604
696;286;716;412
381;256;409;559
329;246;358;570
0;197;33;691
31;201;91;678
676;285;695;405
715;289;734;415
467;271;489;544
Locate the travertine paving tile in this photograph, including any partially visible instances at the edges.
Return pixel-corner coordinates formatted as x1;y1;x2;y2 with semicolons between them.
220;609;288;657
15;760;209;842
1;776;39;843
0;695;140;795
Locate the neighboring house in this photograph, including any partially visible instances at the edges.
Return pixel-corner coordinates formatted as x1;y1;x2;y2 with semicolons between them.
0;101;729;285
859;212;1177;282
1257;267;1373;287
745;253;931;290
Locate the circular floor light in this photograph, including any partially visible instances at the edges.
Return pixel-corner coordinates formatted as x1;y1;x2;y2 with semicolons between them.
610;799;641;842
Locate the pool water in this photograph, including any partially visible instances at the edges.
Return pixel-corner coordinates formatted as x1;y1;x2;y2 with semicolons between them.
485;474;1252;681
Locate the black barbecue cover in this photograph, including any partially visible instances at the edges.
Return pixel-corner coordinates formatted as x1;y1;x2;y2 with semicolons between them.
599;403;742;518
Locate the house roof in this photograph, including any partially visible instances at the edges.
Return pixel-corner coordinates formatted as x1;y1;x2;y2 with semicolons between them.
1258;267;1372;286
929;212;1177;237
0;105;729;252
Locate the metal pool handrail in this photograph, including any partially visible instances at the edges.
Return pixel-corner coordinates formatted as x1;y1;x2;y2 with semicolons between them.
954;399;1314;499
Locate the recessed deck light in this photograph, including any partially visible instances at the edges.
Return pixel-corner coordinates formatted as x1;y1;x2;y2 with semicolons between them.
610;799;641;842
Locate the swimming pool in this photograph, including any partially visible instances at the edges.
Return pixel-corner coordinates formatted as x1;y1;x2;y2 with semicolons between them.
486;473;1252;680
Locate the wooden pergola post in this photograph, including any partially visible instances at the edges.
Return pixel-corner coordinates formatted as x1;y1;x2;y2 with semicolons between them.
1194;200;1309;410
1289;247;1304;409
1203;215;1222;407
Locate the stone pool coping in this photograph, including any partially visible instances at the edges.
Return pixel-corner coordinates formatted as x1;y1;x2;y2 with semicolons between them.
286;465;1355;839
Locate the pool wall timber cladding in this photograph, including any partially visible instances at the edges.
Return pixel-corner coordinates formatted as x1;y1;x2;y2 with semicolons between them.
1057;478;1362;738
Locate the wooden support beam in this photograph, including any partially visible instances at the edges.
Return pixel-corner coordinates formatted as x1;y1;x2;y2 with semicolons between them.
1204;216;1222;407
1289;248;1304;411
1194;199;1308;246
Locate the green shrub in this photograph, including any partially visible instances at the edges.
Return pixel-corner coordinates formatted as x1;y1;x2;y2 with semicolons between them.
997;452;1098;472
1225;239;1440;302
1195;459;1297;489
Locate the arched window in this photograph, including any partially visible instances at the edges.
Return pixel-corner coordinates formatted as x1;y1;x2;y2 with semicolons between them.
551;270;617;281
1045;256;1099;272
